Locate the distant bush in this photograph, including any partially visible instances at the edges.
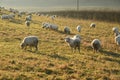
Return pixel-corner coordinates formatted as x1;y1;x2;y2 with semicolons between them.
40;10;120;23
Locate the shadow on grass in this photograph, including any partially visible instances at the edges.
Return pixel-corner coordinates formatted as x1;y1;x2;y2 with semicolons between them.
100;50;120;58
47;53;68;61
36;51;68;61
99;50;120;64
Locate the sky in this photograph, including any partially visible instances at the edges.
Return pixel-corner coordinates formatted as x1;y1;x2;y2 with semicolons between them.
0;0;120;12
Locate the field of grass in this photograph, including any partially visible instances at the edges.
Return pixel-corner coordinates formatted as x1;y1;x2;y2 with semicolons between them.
40;10;120;23
0;9;120;80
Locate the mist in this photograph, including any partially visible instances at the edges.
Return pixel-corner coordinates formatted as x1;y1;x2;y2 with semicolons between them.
0;0;120;12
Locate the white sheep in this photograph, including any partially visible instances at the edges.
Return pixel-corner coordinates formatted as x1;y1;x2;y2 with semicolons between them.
91;39;101;53
1;14;14;20
115;34;120;46
25;21;31;27
64;26;70;34
115;34;120;50
42;22;50;29
25;15;32;21
112;27;119;36
73;34;81;40
1;15;9;19
76;25;81;32
20;36;39;51
90;23;96;28
65;36;81;53
50;15;56;20
49;24;58;30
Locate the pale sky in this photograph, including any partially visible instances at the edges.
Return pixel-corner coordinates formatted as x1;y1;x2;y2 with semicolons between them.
0;0;120;11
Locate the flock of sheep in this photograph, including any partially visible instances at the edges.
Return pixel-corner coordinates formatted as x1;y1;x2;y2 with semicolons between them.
0;7;120;53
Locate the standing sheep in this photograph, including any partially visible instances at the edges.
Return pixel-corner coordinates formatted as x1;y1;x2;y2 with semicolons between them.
64;26;70;34
112;27;119;36
76;25;81;32
65;36;81;53
90;23;96;28
20;36;39;51
25;21;31;27
115;34;120;51
91;39;101;53
115;35;120;45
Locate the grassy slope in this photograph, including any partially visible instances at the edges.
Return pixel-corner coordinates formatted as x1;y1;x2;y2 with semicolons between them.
0;10;120;80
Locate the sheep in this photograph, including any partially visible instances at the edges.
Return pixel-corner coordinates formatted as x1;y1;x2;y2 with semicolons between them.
115;34;120;51
76;25;81;32
90;23;96;28
1;14;14;20
42;22;58;30
49;24;58;30
25;15;32;21
1;15;10;19
20;36;39;51
91;39;101;53
42;22;50;29
115;34;120;45
25;21;31;27
50;15;56;20
73;34;81;40
64;26;70;34
65;36;80;53
112;27;119;36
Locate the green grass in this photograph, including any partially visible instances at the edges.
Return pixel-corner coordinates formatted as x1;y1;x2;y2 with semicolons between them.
0;9;120;80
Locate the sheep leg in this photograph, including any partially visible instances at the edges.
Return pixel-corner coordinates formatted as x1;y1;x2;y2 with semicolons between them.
35;46;38;51
78;47;80;53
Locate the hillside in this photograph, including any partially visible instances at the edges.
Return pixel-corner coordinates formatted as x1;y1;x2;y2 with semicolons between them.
0;9;120;80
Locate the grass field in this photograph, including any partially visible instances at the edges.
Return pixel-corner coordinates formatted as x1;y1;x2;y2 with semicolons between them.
0;9;120;80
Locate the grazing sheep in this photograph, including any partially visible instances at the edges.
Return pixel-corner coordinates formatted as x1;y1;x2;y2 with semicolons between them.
50;15;56;20
20;36;39;51
112;27;119;36
1;14;14;20
115;34;120;50
25;15;32;21
76;25;81;32
115;34;120;46
25;21;30;27
64;26;70;34
65;36;80;53
90;23;96;28
42;22;50;29
91;39;101;53
73;34;81;40
49;24;58;30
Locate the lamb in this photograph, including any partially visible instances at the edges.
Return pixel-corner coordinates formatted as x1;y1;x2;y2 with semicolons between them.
90;23;96;28
20;36;39;51
65;36;81;53
25;21;30;27
76;25;81;32
64;26;70;34
91;39;101;53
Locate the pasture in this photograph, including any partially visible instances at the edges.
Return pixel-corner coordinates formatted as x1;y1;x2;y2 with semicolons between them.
0;9;120;80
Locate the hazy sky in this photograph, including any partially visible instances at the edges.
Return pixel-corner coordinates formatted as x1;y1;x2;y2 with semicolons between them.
0;0;120;11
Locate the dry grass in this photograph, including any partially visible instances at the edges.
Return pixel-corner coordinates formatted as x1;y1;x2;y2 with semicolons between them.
0;9;120;80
